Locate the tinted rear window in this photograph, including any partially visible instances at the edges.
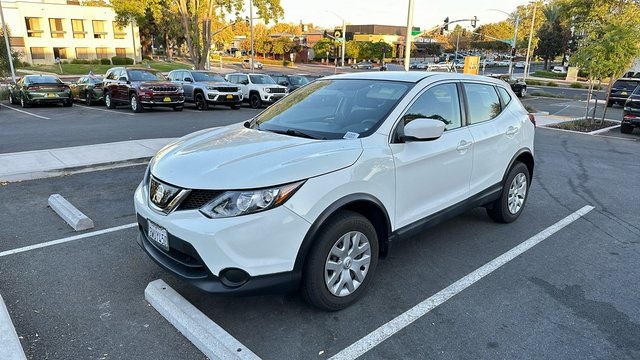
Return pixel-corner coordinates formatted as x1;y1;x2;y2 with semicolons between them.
27;76;62;84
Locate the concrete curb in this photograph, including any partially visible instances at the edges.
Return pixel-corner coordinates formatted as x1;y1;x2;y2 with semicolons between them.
145;279;261;360
48;194;94;231
0;294;27;360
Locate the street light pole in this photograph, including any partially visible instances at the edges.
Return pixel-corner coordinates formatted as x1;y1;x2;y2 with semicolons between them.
249;0;254;72
523;0;538;81
0;0;16;82
404;0;415;71
508;15;519;76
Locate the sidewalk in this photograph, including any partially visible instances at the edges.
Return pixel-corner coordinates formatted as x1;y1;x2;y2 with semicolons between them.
0;138;174;182
0;114;574;183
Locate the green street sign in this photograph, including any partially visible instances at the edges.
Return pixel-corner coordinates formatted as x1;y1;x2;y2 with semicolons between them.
411;30;422;36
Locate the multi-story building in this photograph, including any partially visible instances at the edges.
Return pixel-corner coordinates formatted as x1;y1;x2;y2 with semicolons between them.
1;0;140;64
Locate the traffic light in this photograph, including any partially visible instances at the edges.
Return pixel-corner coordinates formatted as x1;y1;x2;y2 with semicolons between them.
511;47;516;57
471;16;477;28
245;16;250;25
323;30;328;38
443;17;449;31
334;29;343;39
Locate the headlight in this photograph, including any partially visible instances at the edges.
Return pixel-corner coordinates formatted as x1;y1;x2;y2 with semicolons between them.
199;181;305;218
264;87;271;93
206;86;216;90
139;86;148;91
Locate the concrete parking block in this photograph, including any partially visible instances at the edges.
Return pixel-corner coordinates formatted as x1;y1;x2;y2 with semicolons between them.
48;194;94;231
145;279;260;360
0;294;27;360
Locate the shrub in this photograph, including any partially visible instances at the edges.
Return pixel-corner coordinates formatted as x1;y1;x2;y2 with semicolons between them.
570;82;584;89
142;55;152;61
71;59;90;64
89;59;101;65
111;56;134;65
546;81;558;87
283;60;291;66
100;58;111;65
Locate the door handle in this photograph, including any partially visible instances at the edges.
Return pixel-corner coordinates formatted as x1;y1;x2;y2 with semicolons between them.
506;126;519;136
456;140;472;152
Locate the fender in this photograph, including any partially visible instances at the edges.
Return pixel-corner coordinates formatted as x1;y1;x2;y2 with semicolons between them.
502;148;534;184
293;193;392;273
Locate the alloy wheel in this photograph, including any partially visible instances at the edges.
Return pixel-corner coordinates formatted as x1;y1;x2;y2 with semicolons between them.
507;173;527;214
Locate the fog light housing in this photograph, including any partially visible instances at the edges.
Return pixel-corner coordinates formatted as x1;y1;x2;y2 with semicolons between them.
219;268;249;288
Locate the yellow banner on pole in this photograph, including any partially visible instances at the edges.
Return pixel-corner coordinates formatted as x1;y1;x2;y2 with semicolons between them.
464;56;480;75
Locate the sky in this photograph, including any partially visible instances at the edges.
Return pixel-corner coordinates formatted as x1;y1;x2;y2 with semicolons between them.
276;0;531;30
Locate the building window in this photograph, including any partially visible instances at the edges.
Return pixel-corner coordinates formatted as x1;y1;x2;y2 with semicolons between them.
96;47;108;59
76;47;89;59
115;48;127;57
25;18;43;38
113;22;126;39
49;18;64;38
92;20;107;39
30;47;45;60
72;19;85;38
53;47;67;60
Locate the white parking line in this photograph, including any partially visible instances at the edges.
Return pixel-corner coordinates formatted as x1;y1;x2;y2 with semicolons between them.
74;104;135;116
330;205;595;360
0;223;137;257
0;103;51;120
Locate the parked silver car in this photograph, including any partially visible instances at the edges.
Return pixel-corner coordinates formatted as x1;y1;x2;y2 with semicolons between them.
167;70;243;110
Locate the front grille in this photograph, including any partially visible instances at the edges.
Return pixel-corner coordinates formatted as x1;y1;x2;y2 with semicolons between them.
178;189;222;210
149;86;179;92
152;95;180;102
268;88;286;94
214;86;238;92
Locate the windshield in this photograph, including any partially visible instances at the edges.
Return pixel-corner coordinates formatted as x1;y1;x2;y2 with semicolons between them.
249;75;276;84
192;72;226;82
128;70;166;81
254;79;412;140
27;76;62;84
289;76;309;86
613;80;640;90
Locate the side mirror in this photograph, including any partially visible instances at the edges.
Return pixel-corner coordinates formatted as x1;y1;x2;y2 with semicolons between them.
241;80;249;85
402;118;445;142
279;81;289;86
184;77;193;82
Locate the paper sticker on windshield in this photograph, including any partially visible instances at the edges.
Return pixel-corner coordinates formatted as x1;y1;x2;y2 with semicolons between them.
343;132;360;139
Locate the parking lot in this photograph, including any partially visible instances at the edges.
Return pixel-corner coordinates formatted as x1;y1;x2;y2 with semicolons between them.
1;92;639;359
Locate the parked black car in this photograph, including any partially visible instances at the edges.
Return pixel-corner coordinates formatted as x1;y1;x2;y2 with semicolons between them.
102;67;185;112
607;78;640;107
8;74;72;108
268;74;310;92
490;74;527;97
621;85;640;134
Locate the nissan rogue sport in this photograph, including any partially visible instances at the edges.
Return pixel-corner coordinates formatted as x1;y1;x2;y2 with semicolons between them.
134;72;536;311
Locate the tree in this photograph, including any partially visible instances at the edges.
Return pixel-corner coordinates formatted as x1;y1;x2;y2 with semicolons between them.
271;36;294;60
345;40;361;62
0;27;20;77
313;38;335;60
534;4;570;70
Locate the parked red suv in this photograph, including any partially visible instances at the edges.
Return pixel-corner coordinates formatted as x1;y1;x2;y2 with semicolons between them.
102;67;185;112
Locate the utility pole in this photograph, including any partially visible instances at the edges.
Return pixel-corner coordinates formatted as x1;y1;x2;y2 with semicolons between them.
249;0;254;72
523;1;538;81
508;15;519;76
130;18;136;64
403;0;414;71
0;0;16;82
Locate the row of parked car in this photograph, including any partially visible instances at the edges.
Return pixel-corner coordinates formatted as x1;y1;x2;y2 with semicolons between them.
6;68;321;113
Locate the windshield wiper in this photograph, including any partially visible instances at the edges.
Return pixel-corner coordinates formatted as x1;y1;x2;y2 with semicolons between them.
260;127;318;139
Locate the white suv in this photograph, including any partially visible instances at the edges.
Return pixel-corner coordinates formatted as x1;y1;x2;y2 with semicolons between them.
226;73;287;108
134;72;536;311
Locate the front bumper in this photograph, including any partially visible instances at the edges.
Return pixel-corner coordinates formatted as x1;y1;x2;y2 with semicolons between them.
139;93;185;106
133;182;311;294
206;91;242;104
263;93;285;103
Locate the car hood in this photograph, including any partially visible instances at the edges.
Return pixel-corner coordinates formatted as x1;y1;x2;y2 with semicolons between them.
134;81;177;87
151;123;363;189
195;81;237;87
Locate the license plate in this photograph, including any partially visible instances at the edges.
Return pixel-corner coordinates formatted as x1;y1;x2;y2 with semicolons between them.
163;96;171;102
147;220;169;251
226;94;233;99
47;93;57;98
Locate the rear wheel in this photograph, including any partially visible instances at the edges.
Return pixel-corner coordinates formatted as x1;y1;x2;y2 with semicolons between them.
86;92;94;106
519;87;527;97
487;162;530;223
20;93;30;108
620;123;634;134
249;93;262;109
8;91;17;104
130;93;143;113
104;92;115;109
194;92;208;110
302;210;379;311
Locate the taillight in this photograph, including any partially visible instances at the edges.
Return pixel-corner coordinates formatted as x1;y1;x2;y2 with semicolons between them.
528;114;536;127
26;85;40;91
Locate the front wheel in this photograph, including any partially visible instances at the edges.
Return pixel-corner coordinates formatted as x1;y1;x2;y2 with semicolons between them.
620;123;633;134
130;93;143;113
249;93;262;109
302;210;379;311
519;87;527;97
487;162;530;223
194;92;208;110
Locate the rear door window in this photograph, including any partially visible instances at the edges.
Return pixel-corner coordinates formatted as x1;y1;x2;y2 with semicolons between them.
463;83;502;124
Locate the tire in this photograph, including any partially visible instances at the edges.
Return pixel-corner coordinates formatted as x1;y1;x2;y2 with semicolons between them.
302;210;379;311
86;92;93;106
620;123;633;134
519;87;526;97
173;106;183;112
104;92;115;109
249;93;262;109
194;92;208;110
487;162;530;223
8;91;17;105
20;93;30;108
130;93;143;113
